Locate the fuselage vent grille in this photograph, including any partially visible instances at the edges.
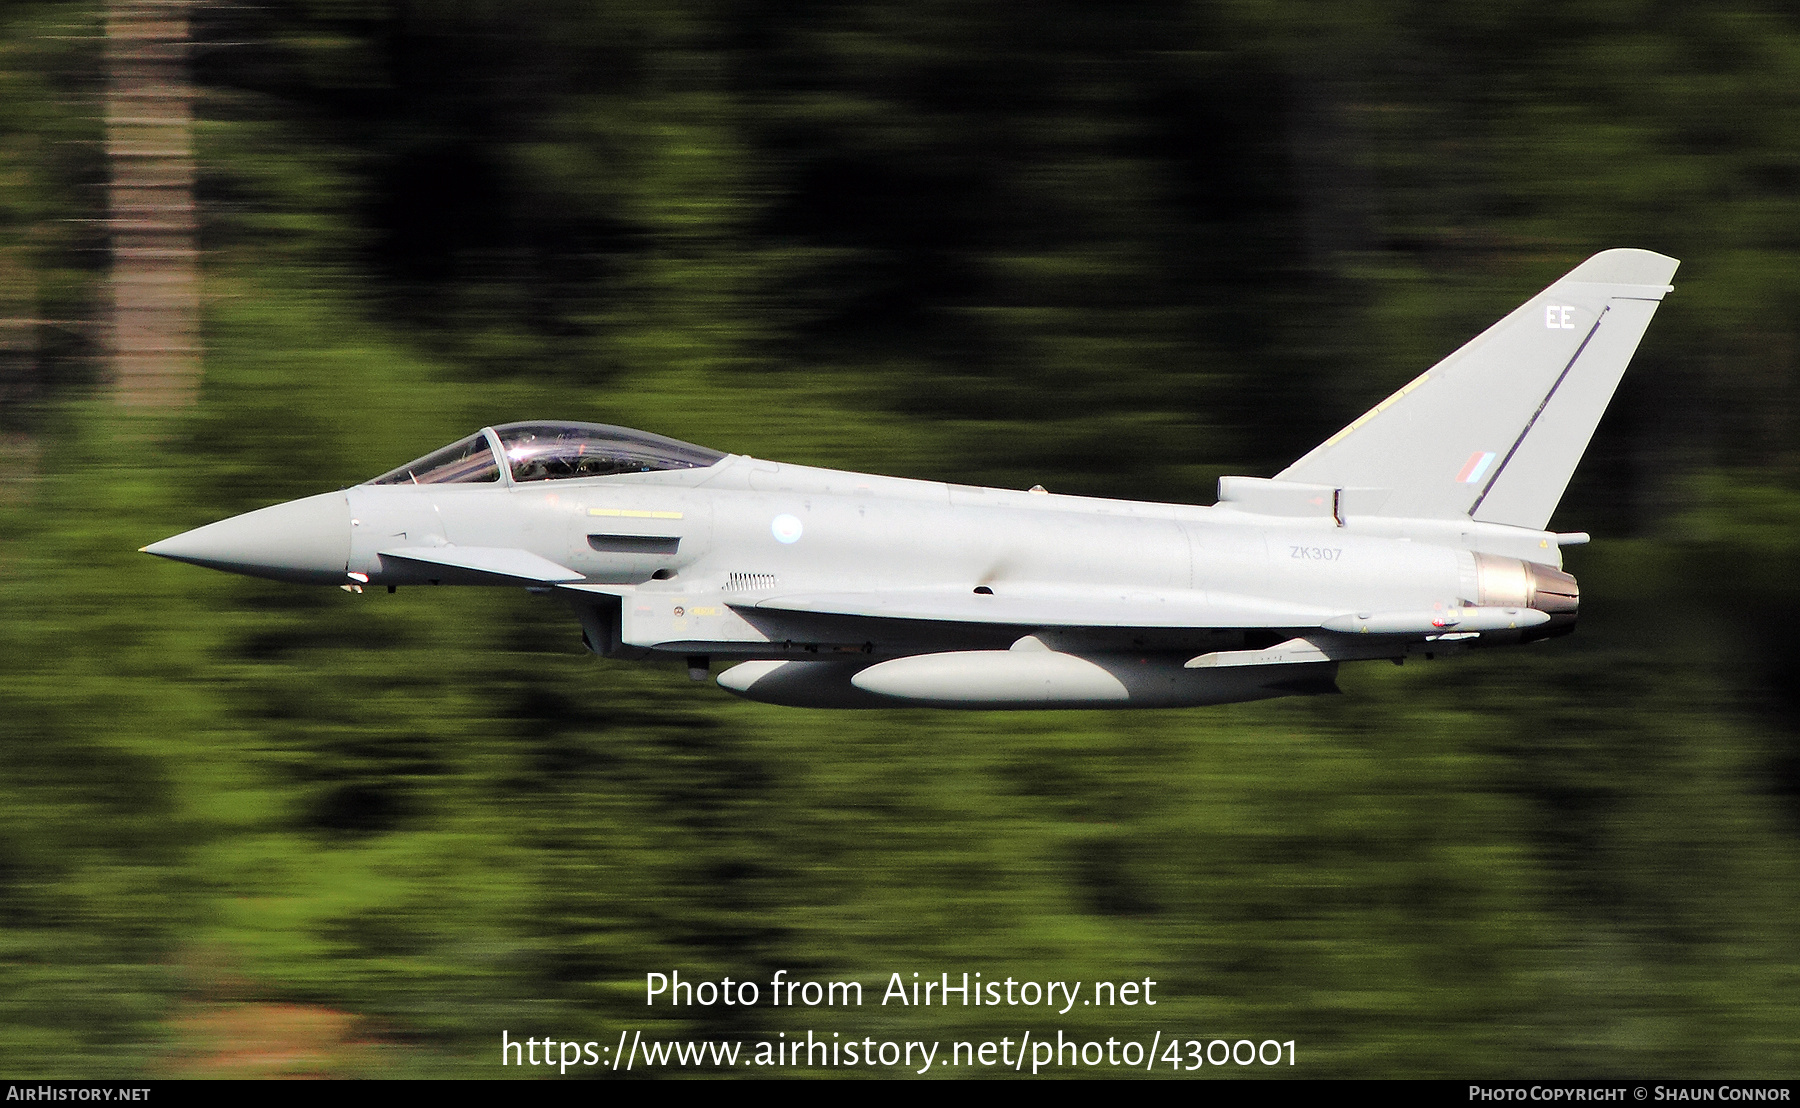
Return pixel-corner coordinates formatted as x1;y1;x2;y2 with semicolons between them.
725;572;778;592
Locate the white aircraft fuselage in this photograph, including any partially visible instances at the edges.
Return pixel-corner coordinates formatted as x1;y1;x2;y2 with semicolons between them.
146;248;1675;709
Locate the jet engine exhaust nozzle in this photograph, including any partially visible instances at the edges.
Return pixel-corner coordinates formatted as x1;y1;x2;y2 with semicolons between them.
1473;553;1579;639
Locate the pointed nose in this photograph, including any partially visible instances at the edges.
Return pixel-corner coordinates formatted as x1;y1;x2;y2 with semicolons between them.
142;491;352;585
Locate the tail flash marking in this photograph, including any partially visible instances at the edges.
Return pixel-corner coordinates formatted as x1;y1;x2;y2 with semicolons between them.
1468;306;1610;517
1457;451;1497;484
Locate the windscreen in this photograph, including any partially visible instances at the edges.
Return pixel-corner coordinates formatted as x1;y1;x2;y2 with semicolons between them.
495;422;725;482
368;432;501;485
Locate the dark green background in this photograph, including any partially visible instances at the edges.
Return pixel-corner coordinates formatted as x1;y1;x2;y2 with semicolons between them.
4;0;1800;1077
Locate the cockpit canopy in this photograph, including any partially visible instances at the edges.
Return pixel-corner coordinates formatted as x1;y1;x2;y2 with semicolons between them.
368;431;499;485
495;422;725;482
368;422;726;485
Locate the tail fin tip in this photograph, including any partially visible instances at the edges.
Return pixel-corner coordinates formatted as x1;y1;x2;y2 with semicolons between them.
1563;247;1679;288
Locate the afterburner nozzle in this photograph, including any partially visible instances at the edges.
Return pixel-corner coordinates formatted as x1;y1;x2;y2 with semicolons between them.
1473;553;1579;638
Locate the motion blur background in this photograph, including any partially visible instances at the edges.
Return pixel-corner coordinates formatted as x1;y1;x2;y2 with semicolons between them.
4;0;1800;1078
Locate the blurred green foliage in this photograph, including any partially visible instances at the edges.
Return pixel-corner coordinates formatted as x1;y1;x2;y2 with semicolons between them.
0;1;103;427
5;0;1800;1078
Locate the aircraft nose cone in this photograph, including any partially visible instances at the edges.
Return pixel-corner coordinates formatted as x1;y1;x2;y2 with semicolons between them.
142;491;351;585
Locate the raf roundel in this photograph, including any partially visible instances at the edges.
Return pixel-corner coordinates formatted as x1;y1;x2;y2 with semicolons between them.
771;514;804;544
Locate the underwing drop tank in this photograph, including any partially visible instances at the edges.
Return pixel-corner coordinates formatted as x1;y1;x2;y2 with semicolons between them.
718;649;1338;710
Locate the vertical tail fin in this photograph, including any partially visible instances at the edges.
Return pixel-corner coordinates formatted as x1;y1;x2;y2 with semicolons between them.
1262;249;1678;530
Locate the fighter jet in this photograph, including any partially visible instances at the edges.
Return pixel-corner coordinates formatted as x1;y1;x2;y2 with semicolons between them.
143;248;1677;708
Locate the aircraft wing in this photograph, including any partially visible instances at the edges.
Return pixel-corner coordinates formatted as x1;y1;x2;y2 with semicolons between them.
731;586;1339;629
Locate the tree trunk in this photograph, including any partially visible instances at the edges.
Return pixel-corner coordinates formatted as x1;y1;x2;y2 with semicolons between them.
107;0;198;408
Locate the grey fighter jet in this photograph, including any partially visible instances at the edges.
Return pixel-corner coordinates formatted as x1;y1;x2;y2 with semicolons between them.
144;248;1677;708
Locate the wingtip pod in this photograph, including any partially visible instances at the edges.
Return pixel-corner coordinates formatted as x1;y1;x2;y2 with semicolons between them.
1319;607;1551;635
